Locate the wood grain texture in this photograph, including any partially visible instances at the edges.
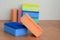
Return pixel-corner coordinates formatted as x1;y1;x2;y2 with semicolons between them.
0;20;60;40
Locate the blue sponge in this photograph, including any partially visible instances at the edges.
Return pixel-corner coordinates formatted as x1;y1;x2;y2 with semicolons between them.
22;11;39;18
4;22;28;36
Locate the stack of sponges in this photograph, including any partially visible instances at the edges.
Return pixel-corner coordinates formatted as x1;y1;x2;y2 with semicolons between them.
4;4;43;37
22;4;39;24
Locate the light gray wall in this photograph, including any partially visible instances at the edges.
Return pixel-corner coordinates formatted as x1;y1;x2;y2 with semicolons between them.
0;0;60;20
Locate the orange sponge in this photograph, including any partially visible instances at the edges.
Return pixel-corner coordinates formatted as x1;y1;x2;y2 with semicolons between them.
21;14;43;37
11;8;17;22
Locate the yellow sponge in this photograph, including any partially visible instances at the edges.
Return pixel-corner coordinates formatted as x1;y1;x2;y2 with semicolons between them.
22;4;39;11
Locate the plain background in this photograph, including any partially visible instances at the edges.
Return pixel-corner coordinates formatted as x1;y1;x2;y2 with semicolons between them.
0;0;60;20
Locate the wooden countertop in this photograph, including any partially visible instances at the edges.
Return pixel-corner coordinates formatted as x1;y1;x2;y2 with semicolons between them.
0;20;60;40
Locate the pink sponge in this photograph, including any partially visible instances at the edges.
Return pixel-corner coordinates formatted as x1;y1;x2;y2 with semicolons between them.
17;9;22;23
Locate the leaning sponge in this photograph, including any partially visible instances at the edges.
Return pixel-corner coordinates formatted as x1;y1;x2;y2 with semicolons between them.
4;22;28;36
21;14;43;37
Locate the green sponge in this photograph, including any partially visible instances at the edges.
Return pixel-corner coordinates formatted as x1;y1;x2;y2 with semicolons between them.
32;18;39;24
